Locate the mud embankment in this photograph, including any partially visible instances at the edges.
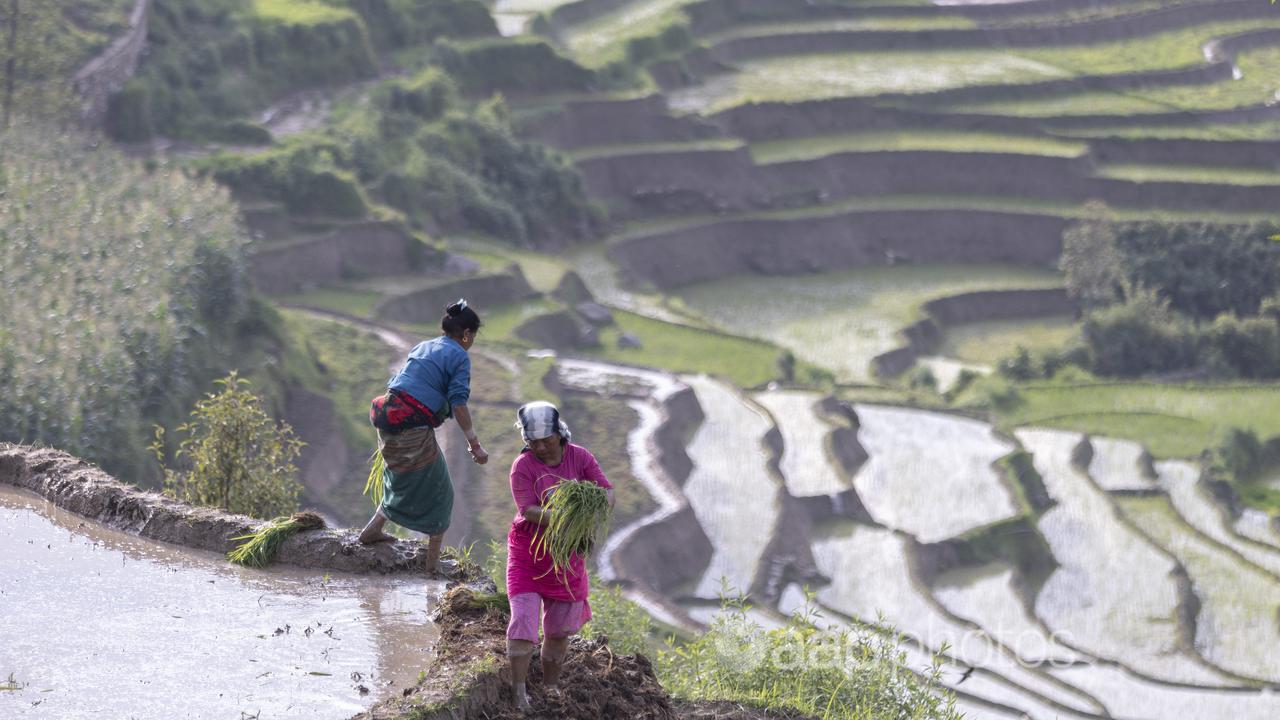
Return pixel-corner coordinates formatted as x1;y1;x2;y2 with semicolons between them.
584;144;1279;222
609;210;1066;289
911;516;1060;611
1088;137;1280;169
251;221;446;296
374;269;538;324
706;0;1271;62
713;93;1280;144
0;445;438;574
521;95;723;150
872;288;1073;377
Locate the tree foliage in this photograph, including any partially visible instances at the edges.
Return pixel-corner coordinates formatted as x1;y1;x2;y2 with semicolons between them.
0;123;251;478
1059;201;1126;309
153;372;304;519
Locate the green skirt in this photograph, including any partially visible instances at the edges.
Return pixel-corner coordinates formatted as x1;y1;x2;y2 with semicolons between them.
381;454;453;535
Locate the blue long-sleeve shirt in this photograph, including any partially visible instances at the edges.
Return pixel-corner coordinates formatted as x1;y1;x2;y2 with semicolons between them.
387;336;470;418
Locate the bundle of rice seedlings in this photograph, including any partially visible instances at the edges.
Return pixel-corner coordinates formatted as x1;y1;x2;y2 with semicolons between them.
227;511;326;568
532;479;611;573
364;448;385;508
434;585;510;619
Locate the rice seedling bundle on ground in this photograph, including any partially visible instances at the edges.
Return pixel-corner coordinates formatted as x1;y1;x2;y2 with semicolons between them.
227;511;326;568
533;478;612;572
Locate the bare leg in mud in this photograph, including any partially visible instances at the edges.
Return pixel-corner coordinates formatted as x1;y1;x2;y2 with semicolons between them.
358;509;397;544
425;532;443;573
508;639;535;711
541;636;569;690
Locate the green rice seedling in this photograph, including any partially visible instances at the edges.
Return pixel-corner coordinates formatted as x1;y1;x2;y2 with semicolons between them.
227;511;326;568
435;585;510;618
364;449;386;508
532;478;612;573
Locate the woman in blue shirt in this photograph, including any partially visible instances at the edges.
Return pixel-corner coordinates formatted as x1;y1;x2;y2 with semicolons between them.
359;300;489;573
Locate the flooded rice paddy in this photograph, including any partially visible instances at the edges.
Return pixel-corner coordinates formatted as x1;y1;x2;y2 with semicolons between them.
0;486;443;719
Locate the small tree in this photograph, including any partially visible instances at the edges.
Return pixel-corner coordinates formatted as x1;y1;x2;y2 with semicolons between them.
1060;201;1126;310
153;372;305;519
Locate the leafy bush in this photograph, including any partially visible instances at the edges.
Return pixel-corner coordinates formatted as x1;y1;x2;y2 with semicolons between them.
1081;288;1196;378
153;372;304;519
196;135;368;217
1115;220;1280;320
0;123;251;479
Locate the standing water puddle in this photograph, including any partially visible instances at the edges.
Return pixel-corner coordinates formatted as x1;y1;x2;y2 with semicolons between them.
0;486;443;719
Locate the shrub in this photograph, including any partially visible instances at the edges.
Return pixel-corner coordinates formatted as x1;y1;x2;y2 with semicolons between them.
153;372;304;519
435;38;595;96
1202;313;1280;379
1081;288;1196;377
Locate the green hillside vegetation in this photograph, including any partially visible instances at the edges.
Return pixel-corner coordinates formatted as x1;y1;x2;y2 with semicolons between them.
0;124;255;478
106;0;496;141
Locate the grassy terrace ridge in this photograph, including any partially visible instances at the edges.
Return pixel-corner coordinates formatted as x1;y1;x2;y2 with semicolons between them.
558;0;694;68
990;382;1280;459
569;138;745;160
248;0;358;24
1095;163;1280;186
940;46;1280;117
612;194;1280;241
669;19;1280;113
748;130;1089;164
699;14;978;43
1054;119;1280;141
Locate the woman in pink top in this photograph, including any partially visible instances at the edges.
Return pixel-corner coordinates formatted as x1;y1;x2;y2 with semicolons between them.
505;401;614;712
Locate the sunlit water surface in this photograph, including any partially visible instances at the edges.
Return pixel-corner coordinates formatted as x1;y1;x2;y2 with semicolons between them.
0;486;443;719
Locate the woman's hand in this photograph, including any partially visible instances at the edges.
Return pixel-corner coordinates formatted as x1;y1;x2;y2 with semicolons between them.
468;441;489;465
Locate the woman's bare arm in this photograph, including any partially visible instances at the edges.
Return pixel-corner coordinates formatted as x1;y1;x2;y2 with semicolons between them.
452;404;488;464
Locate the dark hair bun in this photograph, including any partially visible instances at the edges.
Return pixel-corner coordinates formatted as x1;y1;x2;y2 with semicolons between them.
445;298;468;317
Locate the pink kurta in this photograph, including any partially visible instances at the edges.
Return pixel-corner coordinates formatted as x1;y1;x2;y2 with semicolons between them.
506;444;612;601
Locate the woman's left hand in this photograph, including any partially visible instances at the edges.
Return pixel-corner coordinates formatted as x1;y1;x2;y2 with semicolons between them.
469;443;489;465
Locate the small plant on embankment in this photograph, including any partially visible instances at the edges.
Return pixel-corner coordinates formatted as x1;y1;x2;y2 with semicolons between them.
153;372;305;519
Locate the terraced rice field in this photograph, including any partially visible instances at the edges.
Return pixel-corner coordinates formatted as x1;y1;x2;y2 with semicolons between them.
559;0;695;67
1116;494;1280;682
851;405;1020;542
680;375;782;597
670;20;1280;113
938;316;1078;366
1016;428;1227;684
999;384;1280;459
672;264;1063;382
753;390;851;498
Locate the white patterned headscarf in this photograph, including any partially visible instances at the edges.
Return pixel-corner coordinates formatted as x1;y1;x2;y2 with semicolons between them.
515;401;571;445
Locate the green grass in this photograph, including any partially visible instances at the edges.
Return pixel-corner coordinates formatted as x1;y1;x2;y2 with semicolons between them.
671;265;1063;383
560;0;694;68
993;382;1280;459
671;20;1280;113
582;309;785;388
1054;120;1280;142
570;139;746;161
940;316;1078;366
944;46;1280;118
249;0;356;25
748;130;1087;164
280;288;382;318
449;238;571;293
705;14;977;43
1095;163;1280;186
